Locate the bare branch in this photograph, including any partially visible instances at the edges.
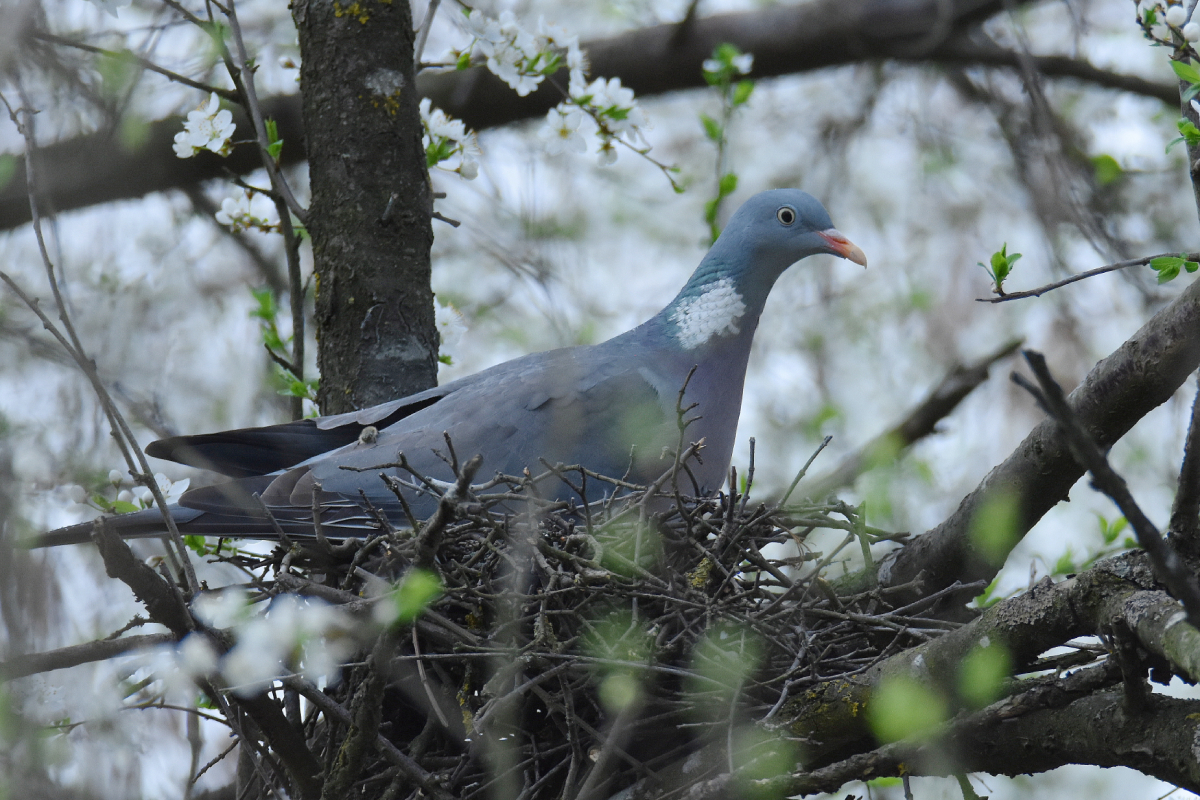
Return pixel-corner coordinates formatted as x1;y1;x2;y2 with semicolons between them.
1170;377;1200;554
1;0;1176;232
859;274;1200;600
980;252;1200;303
1013;350;1200;629
0;633;174;681
803;338;1022;497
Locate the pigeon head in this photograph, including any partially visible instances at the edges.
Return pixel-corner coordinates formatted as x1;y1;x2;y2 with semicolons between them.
662;189;866;351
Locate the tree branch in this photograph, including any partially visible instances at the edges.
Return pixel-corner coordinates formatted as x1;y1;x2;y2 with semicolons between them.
1;0;1175;231
1014;350;1200;629
801;338;1022;498
1170;377;1200;554
0;633;174;681
847;274;1200;600
979;252;1200;303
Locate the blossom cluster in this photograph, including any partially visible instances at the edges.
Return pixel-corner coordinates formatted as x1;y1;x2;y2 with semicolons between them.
1141;1;1200;40
172;93;236;158
61;469;190;516
145;591;357;700
420;98;480;180
214;189;278;233
140;569;442;700
434;295;467;366
448;9;650;166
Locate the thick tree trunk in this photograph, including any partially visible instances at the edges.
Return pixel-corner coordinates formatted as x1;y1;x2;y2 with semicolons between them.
293;0;436;414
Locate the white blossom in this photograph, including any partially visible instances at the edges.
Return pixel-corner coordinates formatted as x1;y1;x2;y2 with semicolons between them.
108;469;124;485
1186;20;1200;40
117;489;134;504
220;595;354;695
597;141;619;166
194;588;251;629
464;9;504;45
1166;3;1188;26
421;98;467;141
214;192;272;233
457;157;479;180
731;53;754;74
435;296;467;364
539;106;587;155
84;0;131;17
420;99;481;180
173;93;236;159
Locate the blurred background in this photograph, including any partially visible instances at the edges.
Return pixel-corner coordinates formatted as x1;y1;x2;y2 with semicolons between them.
0;0;1197;796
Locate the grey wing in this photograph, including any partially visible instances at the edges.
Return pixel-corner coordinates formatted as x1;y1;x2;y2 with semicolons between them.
145;383;453;477
279;349;682;519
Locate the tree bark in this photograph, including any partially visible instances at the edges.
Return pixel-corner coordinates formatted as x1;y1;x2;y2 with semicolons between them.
293;0;436;411
0;0;1177;232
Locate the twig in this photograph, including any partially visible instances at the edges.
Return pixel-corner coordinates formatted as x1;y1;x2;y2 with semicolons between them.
1170;376;1200;552
979;253;1199;303
30;31;239;100
0;90;199;595
413;0;442;66
0;633;174;680
804;338;1022;497
1014;350;1200;629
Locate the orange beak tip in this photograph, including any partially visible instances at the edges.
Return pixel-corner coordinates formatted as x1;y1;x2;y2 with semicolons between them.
819;228;868;268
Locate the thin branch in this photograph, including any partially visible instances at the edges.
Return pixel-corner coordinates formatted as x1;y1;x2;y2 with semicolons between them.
0;633;173;680
1170;376;1200;552
30;31;239;100
412;0;442;66
1014;350;1200;629
804;338;1022;496
980;252;1199;303
0;90;199;595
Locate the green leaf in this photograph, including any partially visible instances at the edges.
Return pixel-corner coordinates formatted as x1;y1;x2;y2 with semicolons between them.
969;490;1020;566
249;287;276;320
731;79;754;106
1053;548;1077;576
111;500;140;514
699;114;723;142
973;577;1003;608
1090;154;1122;186
1158;263;1182;283
958;641;1012;709
955;774;985;800
0;154;14;192
1185;83;1200;103
704;197;720;225
1178;118;1200;147
387;568;444;625
1171;59;1200;86
456;50;472;70
713;42;740;63
1150;255;1189;283
718;172;738;197
868;675;948;742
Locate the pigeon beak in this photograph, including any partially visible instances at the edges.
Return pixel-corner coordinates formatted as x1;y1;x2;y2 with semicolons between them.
818;228;868;267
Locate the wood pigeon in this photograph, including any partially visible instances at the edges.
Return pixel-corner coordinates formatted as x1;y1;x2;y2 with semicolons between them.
37;189;865;546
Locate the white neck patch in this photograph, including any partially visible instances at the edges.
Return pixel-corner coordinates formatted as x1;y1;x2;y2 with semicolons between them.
670;278;747;350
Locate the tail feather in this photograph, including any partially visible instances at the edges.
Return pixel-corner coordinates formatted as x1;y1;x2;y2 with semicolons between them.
30;502;384;548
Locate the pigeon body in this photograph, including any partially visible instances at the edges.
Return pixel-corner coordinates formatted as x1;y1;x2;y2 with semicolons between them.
37;190;865;546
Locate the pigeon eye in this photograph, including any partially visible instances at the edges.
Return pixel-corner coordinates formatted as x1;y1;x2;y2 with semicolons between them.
776;207;796;225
